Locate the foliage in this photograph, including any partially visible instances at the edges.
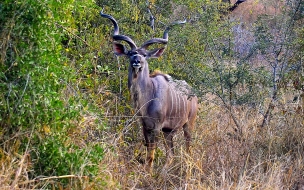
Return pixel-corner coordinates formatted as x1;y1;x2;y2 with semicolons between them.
0;0;106;188
1;0;70;132
0;0;304;189
33;135;104;179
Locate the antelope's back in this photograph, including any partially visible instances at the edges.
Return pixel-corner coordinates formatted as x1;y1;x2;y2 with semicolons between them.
152;74;198;129
168;79;198;125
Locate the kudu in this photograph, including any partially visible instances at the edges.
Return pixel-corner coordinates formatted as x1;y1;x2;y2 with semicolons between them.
100;12;198;173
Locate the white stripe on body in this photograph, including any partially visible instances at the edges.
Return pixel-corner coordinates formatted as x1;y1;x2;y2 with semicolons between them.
175;87;179;119
182;93;186;119
169;84;174;119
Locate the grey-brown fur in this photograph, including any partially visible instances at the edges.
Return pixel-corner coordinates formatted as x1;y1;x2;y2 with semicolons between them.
100;12;198;173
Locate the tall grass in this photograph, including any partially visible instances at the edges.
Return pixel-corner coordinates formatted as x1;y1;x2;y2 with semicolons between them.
1;91;303;189
81;93;303;189
1;0;303;189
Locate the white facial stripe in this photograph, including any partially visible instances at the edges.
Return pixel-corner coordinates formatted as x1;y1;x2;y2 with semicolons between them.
131;54;144;59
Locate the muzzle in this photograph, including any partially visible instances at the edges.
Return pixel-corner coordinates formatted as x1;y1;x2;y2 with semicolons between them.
132;56;142;74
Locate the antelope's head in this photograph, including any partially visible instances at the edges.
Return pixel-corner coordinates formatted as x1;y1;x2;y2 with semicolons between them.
113;41;166;75
100;13;169;74
100;12;185;87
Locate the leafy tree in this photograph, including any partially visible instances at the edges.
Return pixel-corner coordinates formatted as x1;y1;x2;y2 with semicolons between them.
1;0;303;188
0;0;104;187
252;0;304;126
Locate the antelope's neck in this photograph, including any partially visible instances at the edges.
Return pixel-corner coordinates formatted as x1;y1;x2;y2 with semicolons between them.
129;66;154;110
132;68;153;94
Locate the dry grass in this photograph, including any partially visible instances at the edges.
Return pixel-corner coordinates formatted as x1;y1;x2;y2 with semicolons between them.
1;92;303;189
1;87;303;190
92;93;304;189
1;1;302;189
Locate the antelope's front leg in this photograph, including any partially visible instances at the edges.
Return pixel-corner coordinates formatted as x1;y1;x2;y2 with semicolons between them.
163;131;174;170
145;143;156;174
143;128;159;173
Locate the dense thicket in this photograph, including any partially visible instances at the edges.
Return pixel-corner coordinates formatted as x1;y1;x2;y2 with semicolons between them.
0;0;303;188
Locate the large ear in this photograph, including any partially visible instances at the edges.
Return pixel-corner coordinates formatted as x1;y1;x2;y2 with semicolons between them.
113;42;128;56
147;47;166;58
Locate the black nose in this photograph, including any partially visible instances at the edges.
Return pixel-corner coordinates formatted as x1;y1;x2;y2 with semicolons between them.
135;59;140;63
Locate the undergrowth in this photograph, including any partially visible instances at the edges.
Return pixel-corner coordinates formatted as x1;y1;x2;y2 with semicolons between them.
1;0;303;189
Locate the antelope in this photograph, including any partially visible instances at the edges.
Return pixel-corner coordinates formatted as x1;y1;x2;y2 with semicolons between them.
100;12;198;173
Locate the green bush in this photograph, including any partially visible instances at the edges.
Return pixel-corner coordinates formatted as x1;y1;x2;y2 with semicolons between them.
33;135;104;177
0;0;76;134
0;0;105;186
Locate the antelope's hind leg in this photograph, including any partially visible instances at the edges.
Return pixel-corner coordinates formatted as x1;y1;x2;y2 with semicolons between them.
183;123;192;154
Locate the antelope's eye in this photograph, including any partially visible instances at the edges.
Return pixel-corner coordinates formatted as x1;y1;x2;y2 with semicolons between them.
129;51;136;56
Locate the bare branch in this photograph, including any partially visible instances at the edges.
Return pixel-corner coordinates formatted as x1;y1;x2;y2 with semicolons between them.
147;6;155;31
228;0;247;12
